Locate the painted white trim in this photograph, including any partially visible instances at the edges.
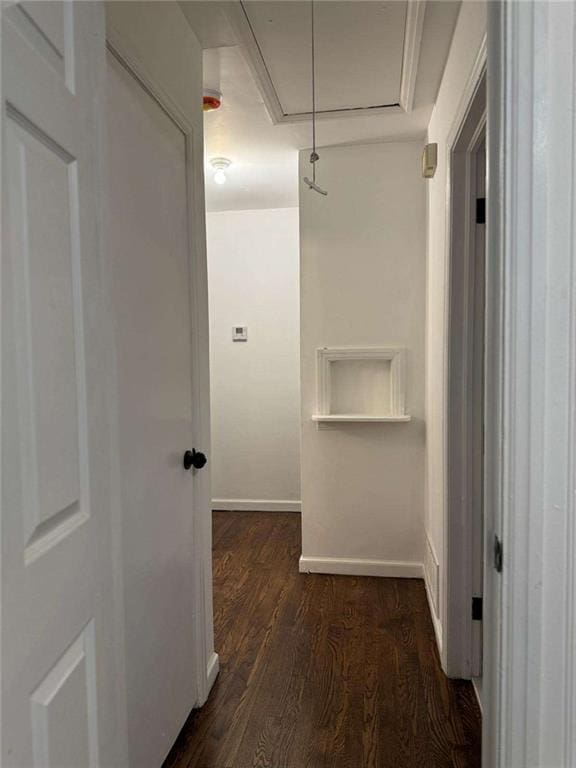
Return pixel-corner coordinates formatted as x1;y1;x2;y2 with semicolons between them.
222;2;285;124
223;2;419;125
438;36;487;680
312;414;411;424
212;499;301;513
485;2;576;764
483;6;504;763
445;73;487;681
444;36;488;155
424;533;440;617
423;534;443;654
399;0;426;113
205;652;220;696
105;26;214;712
472;677;483;717
424;568;443;656
299;556;423;580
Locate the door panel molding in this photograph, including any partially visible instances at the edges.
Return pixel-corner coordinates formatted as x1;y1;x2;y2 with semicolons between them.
2;3;126;765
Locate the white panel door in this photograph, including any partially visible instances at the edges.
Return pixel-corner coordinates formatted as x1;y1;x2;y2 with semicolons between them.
2;3;124;767
106;51;199;768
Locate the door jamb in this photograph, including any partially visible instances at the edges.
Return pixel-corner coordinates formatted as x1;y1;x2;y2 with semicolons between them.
444;51;487;679
104;27;216;708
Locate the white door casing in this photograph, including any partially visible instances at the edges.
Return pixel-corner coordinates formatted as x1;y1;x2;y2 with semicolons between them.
2;2;126;766
444;52;486;680
485;1;576;765
470;135;486;680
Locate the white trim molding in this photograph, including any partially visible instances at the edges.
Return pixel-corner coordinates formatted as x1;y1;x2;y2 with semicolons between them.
205;652;220;700
444;66;487;680
424;534;440;617
423;534;443;654
424;583;443;658
212;499;301;513
299;556;423;580
485;2;576;765
399;0;426;113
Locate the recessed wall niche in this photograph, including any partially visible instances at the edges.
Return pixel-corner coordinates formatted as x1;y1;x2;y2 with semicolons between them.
312;347;411;423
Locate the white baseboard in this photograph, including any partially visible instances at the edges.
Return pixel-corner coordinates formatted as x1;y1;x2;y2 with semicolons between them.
424;570;443;655
212;499;301;513
299;555;424;579
423;533;443;656
424;534;440;615
206;651;219;693
196;651;219;708
472;676;483;715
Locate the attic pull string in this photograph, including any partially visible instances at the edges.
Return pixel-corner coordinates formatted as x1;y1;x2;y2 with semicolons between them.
303;0;327;196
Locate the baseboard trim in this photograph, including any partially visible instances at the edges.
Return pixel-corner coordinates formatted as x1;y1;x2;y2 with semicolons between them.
212;499;301;513
472;677;483;716
424;572;443;655
299;555;424;579
206;651;220;693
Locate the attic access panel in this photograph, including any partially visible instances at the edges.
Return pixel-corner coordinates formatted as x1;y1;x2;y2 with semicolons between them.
240;1;407;117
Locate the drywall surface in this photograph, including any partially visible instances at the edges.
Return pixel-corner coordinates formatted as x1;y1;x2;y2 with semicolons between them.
207;208;301;509
425;0;487;656
299;141;426;573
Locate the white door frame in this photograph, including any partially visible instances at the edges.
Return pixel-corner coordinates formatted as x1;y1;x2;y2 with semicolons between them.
443;44;487;679
484;1;576;765
105;26;217;709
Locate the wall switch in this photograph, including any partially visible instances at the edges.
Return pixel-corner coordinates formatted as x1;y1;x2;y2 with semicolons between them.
232;325;248;342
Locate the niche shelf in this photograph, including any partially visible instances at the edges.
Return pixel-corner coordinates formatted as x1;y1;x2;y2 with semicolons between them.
312;346;411;424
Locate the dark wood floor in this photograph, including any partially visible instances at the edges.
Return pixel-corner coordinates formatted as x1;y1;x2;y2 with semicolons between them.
164;511;481;768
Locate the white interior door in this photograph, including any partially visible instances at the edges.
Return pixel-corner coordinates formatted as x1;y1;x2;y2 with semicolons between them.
2;3;125;766
106;50;199;768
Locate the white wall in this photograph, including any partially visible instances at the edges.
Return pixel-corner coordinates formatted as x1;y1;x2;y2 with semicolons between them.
425;0;486;660
299;141;426;576
207;208;301;510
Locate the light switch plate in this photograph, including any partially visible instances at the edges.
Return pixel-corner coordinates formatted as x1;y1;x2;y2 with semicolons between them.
232;325;248;342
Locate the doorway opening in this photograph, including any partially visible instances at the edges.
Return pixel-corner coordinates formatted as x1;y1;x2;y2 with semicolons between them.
205;204;302;517
203;46;302;520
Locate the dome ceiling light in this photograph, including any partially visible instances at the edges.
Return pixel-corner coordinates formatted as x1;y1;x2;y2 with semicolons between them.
210;157;232;185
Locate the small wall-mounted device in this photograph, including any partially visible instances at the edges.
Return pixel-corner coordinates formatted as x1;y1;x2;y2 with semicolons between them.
232;325;248;342
422;143;438;179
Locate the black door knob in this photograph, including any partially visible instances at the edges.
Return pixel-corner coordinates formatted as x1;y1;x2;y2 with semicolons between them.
183;449;207;471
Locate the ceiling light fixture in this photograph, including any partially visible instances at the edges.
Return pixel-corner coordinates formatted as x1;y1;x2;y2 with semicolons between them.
210;157;231;185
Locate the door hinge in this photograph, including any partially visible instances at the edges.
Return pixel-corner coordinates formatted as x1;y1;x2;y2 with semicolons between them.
494;534;503;573
472;596;483;621
476;197;486;224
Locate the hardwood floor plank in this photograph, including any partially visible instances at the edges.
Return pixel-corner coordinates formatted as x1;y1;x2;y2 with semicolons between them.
164;511;481;768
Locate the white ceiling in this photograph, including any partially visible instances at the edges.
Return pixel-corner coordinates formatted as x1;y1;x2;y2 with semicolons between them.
180;0;461;212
